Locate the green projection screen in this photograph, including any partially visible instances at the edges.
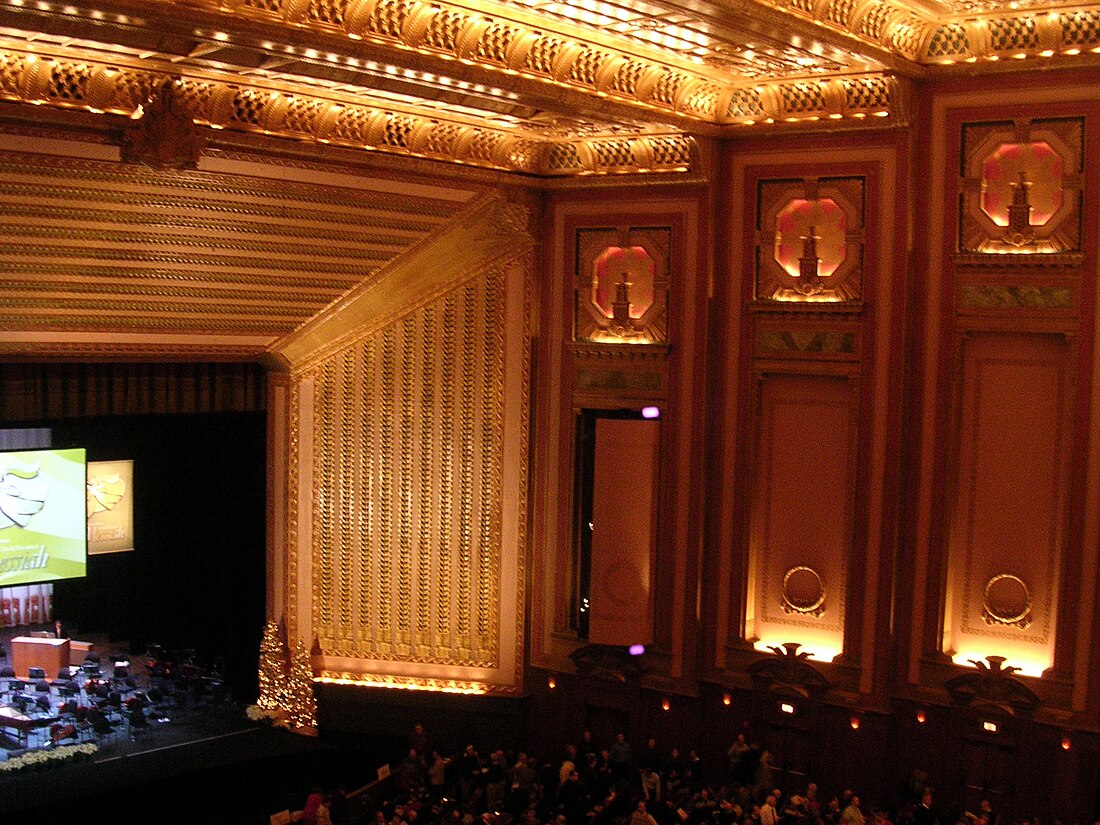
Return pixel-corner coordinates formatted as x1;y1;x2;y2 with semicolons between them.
0;447;87;585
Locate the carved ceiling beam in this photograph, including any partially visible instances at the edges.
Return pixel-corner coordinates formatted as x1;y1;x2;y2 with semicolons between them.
0;45;904;176
175;0;732;121
0;0;700;135
765;0;1100;66
921;9;1100;63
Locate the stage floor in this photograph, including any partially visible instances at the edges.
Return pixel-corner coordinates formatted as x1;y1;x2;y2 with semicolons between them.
0;624;371;824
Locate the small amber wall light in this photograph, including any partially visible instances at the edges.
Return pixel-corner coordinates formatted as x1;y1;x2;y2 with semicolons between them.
722;693;731;706
916;710;927;724
661;698;671;712
547;677;556;690
1061;734;1072;751
850;715;861;730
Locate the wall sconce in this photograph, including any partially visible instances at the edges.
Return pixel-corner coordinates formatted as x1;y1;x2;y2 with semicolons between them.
1061;734;1071;751
547;677;556;690
850;715;861;730
722;693;731;706
982;720;998;733
661;698;671;712
780;702;795;714
916;710;927;724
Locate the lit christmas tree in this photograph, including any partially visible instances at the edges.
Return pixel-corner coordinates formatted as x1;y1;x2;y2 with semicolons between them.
285;637;318;735
256;619;287;712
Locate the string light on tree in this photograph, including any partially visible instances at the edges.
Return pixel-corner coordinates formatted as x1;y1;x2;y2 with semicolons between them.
256;619;288;712
285;638;318;735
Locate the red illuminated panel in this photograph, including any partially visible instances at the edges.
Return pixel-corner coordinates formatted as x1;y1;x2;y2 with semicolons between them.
592;246;655;319
981;142;1063;227
774;198;846;278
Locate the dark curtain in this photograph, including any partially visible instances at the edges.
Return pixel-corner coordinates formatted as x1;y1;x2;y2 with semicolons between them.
0;362;266;420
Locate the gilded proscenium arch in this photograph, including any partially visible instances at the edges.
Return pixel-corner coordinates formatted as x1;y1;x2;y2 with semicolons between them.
185;0;905;127
765;0;1100;65
270;193;533;693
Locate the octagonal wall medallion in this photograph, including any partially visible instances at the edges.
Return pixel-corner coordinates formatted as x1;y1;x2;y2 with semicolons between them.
959;117;1083;254
575;227;670;344
756;177;865;302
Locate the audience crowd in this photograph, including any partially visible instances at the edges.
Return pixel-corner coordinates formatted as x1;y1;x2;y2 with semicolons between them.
289;726;1042;825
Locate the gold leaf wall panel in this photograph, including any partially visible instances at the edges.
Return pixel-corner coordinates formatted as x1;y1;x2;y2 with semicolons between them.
942;332;1071;677
746;373;855;662
310;273;505;668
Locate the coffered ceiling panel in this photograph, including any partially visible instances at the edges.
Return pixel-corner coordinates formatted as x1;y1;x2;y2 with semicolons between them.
0;135;476;359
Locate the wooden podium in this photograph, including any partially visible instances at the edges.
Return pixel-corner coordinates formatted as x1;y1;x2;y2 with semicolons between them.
11;636;70;679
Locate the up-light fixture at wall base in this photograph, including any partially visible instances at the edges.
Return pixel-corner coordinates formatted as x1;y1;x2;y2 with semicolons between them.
950;650;1047;678
317;676;489;695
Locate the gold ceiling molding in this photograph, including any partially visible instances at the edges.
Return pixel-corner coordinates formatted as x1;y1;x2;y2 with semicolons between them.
767;0;1100;64
181;0;906;128
194;0;729;114
0;46;700;175
0;46;904;169
922;10;1100;62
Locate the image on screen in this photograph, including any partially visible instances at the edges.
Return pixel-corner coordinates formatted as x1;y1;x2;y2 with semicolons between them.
0;447;88;585
87;459;134;555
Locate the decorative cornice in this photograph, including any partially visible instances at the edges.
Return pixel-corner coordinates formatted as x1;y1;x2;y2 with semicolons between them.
0;45;705;175
764;1;1100;65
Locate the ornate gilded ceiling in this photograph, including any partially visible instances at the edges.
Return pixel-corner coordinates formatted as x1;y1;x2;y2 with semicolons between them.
2;0;1100;359
0;0;1099;177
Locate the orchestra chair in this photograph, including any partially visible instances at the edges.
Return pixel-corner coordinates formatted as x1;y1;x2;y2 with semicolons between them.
10;597;20;626
51;666;74;690
0;598;11;626
57;680;79;698
127;704;149;740
88;707;119;743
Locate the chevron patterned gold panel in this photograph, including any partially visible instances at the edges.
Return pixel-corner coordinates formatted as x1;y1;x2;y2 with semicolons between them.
309;270;507;670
